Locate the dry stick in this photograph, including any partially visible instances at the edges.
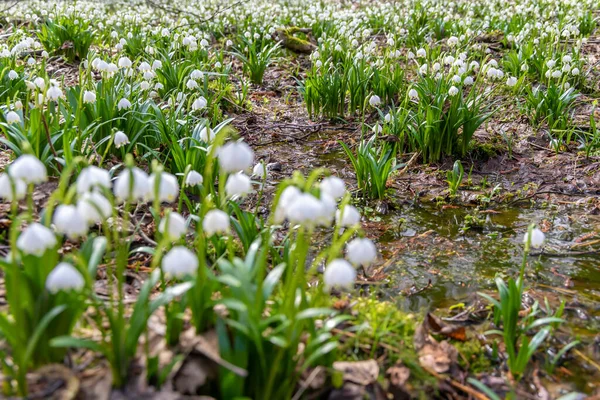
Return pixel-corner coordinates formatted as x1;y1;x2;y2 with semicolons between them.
421;366;491;400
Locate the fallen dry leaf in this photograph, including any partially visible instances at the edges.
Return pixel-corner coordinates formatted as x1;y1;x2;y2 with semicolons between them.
426;313;467;341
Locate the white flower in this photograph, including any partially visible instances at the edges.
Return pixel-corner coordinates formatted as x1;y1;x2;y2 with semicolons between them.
9;154;47;184
185;170;204;186
46;262;85;293
203;209;230;236
218;141;254;173
551;70;562;79
523;228;545;248
464;76;474;86
148;172;179;202
186;79;199;90
114;167;151;202
336;205;360;227
114;131;130;148
448;86;459;96
318;193;336;226
34;77;46;90
46;86;63;101
546;59;556;68
6;111;20;124
225;173;252;198
408;88;419;100
17;223;57;256
0;173;26;201
158;212;187;239
77;191;112;224
76;166;111;194
274;185;301;223
162;246;198;278
8;70;18;80
384;113;392;123
571;67;579;76
118;57;132;68
369;95;381;107
152;60;162;70
320;176;346;200
323;259;356;290
416;48;426;58
192;96;207;110
507;76;517;87
200;126;215;142
53;205;88;239
117;98;132;110
190;69;204;80
286;193;323;227
252;162;267;179
346;238;377;267
83;90;96;104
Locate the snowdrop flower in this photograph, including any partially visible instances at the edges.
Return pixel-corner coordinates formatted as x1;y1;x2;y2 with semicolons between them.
9;154;47;184
17;222;57;256
523;227;545;249
346;238;377;267
336;205;360;227
158;212;187;239
506;76;517;87
77;191;112;224
0;173;26;201
53;205;88;239
323;259;356;290
218;141;254;173
200;126;215;142
185;170;203;187
286;193;323;227
6;111;20;124
162;246;198;278
320;176;346;200
114;167;151;202
8;70;18;80
117;98;132;110
149;172;179;202
408;88;419;100
369;95;381;107
83;90;96;104
252;162;267;179
192;96;207;110
203;209;230;236
46;263;85;293
448;86;459;96
114;131;129;148
76;166;111;194
225;172;252;198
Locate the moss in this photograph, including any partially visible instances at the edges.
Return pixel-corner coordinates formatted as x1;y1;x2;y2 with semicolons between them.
454;339;492;373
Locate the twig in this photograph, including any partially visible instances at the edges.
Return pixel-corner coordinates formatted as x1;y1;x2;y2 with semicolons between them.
421;365;491;400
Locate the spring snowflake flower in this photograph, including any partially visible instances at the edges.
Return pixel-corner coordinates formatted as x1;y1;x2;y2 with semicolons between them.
286;193;323;227
6;111;20;124
76;166;111;194
226;172;252;198
203;209;230;236
192;96;207;110
448;86;459;96
408;88;419;100
200;126;215;142
8;70;18;80
0;173;26;201
114;131;130;148
320;176;346;200
118;57;132;68
571;67;580;76
507;77;518;87
416;48;426;58
185;170;203;186
464;76;474;86
252;162;267;179
218;141;254;173
369;95;381;107
9;154;47;184
162;246;198;278
158;212;187;239
523;228;545;248
17;222;57;256
34;77;45;90
186;79;199;90
53;205;88;239
148;172;179;202
323;259;356;290
117;98;132;111
46;86;63;101
274;185;301;223
83;90;96;104
46;263;85;293
114;167;151;202
190;69;204;80
346;238;377;267
336;205;360;227
77;191;112;224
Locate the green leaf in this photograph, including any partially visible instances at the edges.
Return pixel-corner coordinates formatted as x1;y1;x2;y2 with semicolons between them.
51;336;104;354
24;305;67;365
296;308;334;320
